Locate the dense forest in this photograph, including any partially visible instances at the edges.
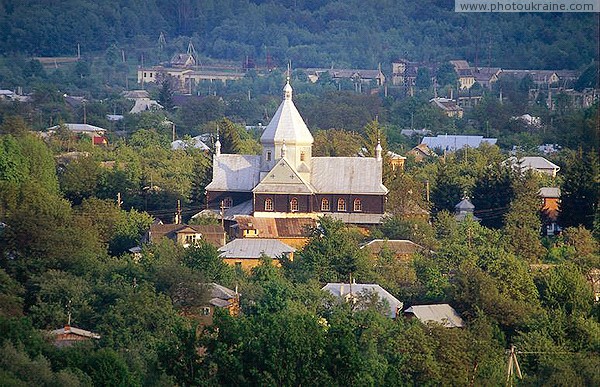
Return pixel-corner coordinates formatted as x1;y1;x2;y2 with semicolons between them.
0;0;597;69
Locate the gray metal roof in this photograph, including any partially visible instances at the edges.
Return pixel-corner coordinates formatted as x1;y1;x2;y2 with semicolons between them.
50;325;101;339
260;82;313;146
404;304;465;328
422;135;497;151
171;135;210;151
48;123;107;133
311;157;388;194
253;158;314;194
218;238;295;259
329;212;385;225
205;154;261;192
539;187;561;198
322;282;403;318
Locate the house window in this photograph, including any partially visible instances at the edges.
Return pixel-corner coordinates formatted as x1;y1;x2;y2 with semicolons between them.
337;198;346;212
290;198;298;212
321;198;330;211
266;151;272;161
265;198;273;211
300;151;306;161
201;307;211;316
185;235;196;245
354;199;362;212
144;72;147;77
222;197;233;209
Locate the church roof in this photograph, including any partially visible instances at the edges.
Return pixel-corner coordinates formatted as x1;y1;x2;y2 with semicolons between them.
311;157;388;194
260;82;313;146
205;154;260;192
253;157;314;194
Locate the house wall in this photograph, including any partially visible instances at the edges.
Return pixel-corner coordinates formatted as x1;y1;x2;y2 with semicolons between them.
314;194;384;214
223;257;283;271
255;194;312;213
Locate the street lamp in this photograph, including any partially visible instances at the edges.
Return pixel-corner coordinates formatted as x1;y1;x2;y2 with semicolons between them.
163;120;176;141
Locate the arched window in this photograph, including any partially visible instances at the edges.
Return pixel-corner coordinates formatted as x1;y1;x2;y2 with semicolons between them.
222;197;233;209
264;198;273;211
321;198;330;211
290;198;299;212
353;198;362;212
337;198;346;212
300;151;306;161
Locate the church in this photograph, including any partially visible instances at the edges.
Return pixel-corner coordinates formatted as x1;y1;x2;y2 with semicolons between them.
205;81;388;225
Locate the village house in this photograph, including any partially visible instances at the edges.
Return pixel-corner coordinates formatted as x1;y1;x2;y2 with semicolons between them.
231;216;315;249
391;59;436;89
472;67;502;88
50;322;101;348
421;135;497;152
47;123;109;146
137;66;245;93
303;67;386;90
504;156;560;178
407;143;437;162
322;281;403;318
123;89;163;114
218;238;295;271
360;239;427;261
429;97;464;118
145;223;226;248
539;187;561;236
450;60;475;90
183;283;240;326
403;304;465;328
205;81;388;227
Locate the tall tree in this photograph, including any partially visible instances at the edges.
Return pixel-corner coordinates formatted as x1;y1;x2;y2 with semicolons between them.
559;150;599;229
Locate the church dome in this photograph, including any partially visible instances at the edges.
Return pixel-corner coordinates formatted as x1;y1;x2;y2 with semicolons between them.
260;81;313;146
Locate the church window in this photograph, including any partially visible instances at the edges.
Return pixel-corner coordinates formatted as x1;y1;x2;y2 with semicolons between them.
354;198;362;212
300;151;306;161
265;198;273;211
337;198;346;212
290;198;299;212
267;151;272;161
321;198;330;211
222;197;233;209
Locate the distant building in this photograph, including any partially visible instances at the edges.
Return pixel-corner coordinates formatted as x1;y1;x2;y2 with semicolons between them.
407;143;437;162
539;187;561;236
145;223;226;248
472;67;502;88
504;156;560;178
218;238;295;271
46;123;109;146
170;53;197;68
231;216;315;248
454;197;481;222
184;283;239;326
171;135;210;151
322;282;403;318
429;98;464;118
361;239;427;261
404;304;465;328
450;60;475;89
421;135;497;152
303;67;386;89
50;323;100;348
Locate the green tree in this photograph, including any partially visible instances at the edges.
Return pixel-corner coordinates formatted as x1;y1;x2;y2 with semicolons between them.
559;150;599;229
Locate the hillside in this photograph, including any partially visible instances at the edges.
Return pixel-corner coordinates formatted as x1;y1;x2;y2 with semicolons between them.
0;0;597;70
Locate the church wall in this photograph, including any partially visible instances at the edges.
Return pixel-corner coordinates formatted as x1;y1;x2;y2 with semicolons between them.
314;194;384;214
206;191;252;210
255;193;312;213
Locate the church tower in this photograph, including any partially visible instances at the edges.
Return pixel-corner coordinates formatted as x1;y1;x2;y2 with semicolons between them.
259;80;313;181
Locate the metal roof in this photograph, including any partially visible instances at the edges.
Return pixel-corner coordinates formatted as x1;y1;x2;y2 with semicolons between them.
50;325;101;339
311;157;388;194
404;304;465;328
539;187;561;198
218;238;295;259
171;135;210;151
260;82;313;146
205;154;261;192
361;239;425;256
421;135;497;151
329;212;385;225
47;123;107;133
322;282;403;318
